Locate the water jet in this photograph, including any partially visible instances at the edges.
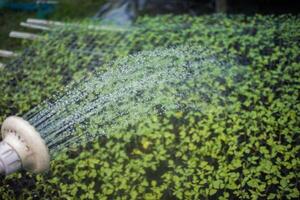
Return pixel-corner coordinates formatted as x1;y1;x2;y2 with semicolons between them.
0;46;235;176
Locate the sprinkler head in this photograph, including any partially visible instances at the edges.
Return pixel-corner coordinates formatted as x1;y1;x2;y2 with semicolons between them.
0;116;50;175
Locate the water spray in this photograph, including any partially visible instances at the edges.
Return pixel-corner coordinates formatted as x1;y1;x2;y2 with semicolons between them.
0;46;227;176
0;116;50;175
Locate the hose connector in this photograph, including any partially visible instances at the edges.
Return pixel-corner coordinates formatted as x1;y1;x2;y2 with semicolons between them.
0;116;50;175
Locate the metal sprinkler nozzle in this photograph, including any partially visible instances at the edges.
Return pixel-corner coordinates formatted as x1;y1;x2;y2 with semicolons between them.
0;116;50;175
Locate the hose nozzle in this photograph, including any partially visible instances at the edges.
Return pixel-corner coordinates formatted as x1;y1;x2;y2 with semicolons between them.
0;116;50;175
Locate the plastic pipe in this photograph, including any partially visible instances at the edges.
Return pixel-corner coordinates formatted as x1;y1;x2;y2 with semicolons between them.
9;31;41;40
20;22;50;31
0;50;17;58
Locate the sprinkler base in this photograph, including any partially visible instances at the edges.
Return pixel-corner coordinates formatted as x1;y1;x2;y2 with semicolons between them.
0;116;50;175
0;141;21;175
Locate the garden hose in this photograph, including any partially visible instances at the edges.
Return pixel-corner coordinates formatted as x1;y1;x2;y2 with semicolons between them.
0;116;50;175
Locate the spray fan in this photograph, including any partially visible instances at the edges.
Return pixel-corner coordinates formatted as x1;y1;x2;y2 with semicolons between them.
0;116;50;175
